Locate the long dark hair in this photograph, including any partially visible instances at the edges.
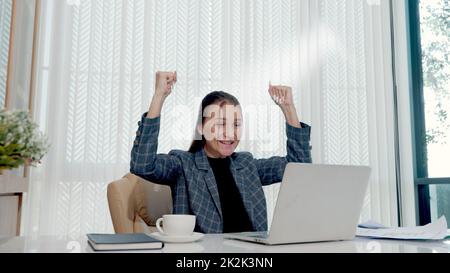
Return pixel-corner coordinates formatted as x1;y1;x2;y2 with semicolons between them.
188;91;240;153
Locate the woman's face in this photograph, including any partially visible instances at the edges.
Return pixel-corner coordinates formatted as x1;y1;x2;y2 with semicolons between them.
202;103;242;158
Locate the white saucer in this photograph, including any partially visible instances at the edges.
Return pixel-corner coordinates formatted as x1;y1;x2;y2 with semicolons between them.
150;232;204;243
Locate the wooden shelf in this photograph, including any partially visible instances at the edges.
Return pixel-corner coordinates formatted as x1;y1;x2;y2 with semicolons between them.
0;168;29;194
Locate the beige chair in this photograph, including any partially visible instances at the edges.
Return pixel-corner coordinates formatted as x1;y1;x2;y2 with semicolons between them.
107;173;172;233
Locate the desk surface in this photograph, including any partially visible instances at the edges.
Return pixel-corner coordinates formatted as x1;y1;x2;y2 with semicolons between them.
1;234;449;253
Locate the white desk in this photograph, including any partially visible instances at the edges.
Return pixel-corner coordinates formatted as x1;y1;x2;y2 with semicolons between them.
0;234;449;253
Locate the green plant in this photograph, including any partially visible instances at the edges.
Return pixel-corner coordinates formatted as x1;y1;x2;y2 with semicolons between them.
0;110;49;171
420;0;450;145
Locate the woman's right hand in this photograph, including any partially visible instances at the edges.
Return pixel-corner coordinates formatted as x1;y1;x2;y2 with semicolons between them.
155;71;177;98
147;71;177;119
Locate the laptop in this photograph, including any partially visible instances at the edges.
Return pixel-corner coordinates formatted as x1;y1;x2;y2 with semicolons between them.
224;163;371;245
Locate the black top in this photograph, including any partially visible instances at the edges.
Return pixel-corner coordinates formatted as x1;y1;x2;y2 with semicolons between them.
207;156;254;233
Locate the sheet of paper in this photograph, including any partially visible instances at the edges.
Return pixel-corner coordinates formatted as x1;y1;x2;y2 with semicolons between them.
358;220;387;229
356;216;449;240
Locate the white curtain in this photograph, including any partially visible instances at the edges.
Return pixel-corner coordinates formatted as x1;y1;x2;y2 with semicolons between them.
24;0;398;238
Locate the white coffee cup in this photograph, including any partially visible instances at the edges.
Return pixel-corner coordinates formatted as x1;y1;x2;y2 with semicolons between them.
156;214;196;237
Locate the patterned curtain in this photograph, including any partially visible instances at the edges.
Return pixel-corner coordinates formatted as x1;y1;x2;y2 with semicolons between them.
24;0;398;238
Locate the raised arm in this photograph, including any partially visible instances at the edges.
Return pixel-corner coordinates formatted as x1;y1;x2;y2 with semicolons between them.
130;71;182;185
255;83;312;186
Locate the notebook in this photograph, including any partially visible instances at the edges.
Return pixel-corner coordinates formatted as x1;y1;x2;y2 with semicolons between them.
87;233;164;251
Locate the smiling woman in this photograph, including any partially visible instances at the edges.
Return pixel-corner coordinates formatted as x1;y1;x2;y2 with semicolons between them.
130;71;312;233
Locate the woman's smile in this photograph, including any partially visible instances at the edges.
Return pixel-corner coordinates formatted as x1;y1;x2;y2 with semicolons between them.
218;140;235;145
216;140;238;155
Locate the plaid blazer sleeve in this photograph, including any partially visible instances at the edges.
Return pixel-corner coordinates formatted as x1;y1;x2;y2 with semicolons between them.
130;113;182;185
255;122;312;186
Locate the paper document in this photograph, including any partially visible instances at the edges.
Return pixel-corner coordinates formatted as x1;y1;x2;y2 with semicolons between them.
356;216;449;240
358;220;388;229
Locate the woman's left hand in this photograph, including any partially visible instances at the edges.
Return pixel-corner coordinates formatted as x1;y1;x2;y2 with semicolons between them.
268;82;294;109
268;82;301;128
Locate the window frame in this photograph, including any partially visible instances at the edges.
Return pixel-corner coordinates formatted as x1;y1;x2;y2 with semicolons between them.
407;0;450;226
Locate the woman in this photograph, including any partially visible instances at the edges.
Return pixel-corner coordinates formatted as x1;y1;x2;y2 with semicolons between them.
130;71;312;234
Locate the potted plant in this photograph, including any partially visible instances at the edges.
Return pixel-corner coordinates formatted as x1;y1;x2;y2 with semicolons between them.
0;110;49;173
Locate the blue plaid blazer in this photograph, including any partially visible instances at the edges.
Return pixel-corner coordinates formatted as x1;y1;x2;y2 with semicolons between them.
130;113;312;233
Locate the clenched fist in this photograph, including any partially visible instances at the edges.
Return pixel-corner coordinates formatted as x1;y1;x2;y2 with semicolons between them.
155;71;177;98
268;82;301;128
147;71;177;119
268;82;294;108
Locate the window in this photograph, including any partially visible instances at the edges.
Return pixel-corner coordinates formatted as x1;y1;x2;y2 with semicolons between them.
408;0;450;226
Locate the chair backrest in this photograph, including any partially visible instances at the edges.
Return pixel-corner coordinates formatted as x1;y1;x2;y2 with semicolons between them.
133;174;173;226
107;173;172;233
